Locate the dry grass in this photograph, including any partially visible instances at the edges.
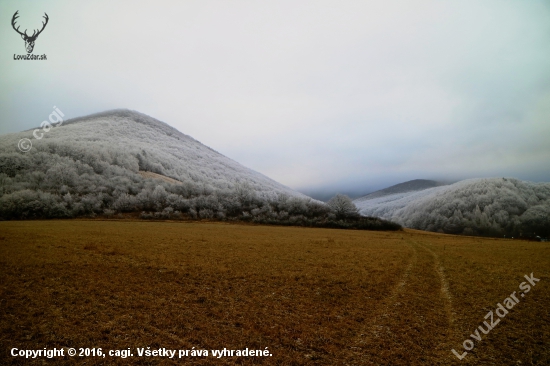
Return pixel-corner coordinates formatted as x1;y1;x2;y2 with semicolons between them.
138;171;182;185
0;221;548;365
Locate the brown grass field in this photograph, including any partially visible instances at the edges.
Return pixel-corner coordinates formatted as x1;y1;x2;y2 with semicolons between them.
0;220;548;365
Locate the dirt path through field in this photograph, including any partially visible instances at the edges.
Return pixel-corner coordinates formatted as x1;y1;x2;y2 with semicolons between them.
414;240;458;364
341;239;456;365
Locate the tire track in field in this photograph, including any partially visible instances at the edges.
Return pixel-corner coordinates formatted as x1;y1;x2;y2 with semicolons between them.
341;240;418;365
363;240;418;339
341;240;454;365
414;242;455;325
414;241;458;364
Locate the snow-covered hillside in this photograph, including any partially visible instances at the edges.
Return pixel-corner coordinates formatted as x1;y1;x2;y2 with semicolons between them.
0;109;319;221
354;178;550;237
0;109;304;199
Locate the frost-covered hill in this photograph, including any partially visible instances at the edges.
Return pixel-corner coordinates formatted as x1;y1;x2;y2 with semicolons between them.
354;178;550;237
0;109;310;219
1;109;304;198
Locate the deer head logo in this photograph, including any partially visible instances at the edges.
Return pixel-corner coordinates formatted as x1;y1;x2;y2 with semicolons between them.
12;11;49;54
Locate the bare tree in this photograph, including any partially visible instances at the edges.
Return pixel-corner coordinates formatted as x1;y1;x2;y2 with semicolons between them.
327;194;359;218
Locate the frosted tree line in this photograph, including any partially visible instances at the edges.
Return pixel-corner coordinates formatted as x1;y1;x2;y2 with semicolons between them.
0;148;397;230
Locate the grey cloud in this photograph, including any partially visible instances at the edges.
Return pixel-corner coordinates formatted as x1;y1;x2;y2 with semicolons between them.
1;0;549;194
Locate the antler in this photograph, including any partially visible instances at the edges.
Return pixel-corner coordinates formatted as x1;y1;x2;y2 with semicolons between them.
31;13;49;39
11;11;49;39
11;11;27;37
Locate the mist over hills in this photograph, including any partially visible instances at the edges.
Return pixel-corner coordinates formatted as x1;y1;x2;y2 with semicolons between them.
299;180;438;202
354;178;550;237
0;109;398;230
354;179;449;202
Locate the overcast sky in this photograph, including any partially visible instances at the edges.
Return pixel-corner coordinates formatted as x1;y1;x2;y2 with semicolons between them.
1;0;549;196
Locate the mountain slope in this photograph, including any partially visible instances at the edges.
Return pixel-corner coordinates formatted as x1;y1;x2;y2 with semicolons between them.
1;109;304;198
354;178;550;237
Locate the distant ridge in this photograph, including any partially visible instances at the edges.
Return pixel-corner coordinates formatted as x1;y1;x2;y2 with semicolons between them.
355;179;447;202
